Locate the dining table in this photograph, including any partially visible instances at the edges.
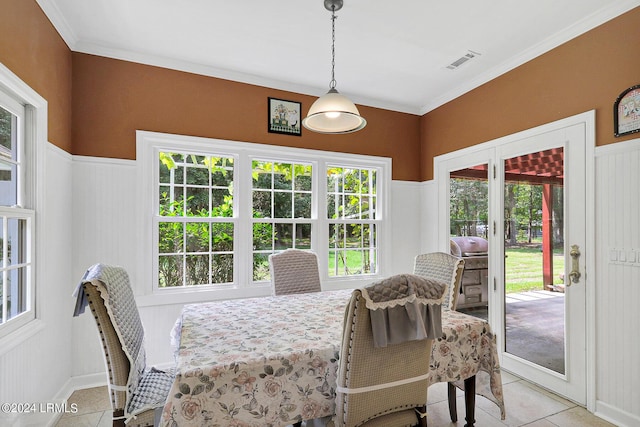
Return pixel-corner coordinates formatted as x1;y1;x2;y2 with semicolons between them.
159;289;505;427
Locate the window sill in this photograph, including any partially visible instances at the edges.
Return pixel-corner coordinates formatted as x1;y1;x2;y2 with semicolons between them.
0;319;45;357
136;275;385;308
136;285;273;307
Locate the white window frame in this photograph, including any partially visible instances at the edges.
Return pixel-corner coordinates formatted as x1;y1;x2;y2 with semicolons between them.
326;165;380;277
156;151;237;288
0;62;45;345
249;158;315;280
137;131;391;305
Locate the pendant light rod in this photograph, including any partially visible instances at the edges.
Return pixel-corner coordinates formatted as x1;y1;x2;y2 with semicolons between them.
303;0;367;134
329;0;338;89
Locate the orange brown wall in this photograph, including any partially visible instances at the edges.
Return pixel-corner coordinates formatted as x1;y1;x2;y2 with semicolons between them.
420;6;640;181
0;0;72;152
71;54;422;181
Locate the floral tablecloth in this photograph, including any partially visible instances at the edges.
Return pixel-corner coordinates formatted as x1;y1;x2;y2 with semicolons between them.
428;310;506;419
160;289;505;426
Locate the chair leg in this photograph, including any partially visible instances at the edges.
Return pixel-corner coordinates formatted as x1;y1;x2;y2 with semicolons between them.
463;375;476;427
112;409;125;427
447;382;457;422
416;404;427;427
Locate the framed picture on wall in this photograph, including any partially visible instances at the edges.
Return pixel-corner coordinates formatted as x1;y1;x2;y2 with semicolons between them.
268;98;302;136
614;84;640;137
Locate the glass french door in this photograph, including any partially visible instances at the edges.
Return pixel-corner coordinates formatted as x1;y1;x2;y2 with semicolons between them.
437;112;592;404
448;164;490;317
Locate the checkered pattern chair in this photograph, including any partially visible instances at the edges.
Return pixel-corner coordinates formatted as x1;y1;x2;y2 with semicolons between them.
268;249;322;296
413;252;465;311
74;264;173;426
413;252;466;423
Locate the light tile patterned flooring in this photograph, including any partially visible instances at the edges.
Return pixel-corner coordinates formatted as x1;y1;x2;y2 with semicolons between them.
54;386;112;427
56;371;616;426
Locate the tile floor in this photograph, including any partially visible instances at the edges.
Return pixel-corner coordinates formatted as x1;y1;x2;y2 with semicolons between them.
55;371;616;426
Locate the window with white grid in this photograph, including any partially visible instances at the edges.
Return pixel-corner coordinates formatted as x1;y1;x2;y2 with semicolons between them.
156;152;235;288
251;160;313;281
142;132;390;297
327;166;378;276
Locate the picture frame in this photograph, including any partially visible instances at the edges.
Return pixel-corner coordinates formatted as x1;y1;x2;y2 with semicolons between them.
614;84;640;137
268;97;302;136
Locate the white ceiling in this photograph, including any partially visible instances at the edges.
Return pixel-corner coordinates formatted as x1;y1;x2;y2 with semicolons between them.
37;0;639;115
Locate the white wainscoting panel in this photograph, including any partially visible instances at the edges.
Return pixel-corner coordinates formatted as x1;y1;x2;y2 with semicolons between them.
388;180;423;275
420;180;439;254
71;156;142;376
594;139;640;426
0;144;74;424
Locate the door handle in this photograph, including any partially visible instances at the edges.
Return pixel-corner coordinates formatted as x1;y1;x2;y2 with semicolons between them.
568;244;581;286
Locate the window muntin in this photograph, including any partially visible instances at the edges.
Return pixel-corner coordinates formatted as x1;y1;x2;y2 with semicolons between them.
327;167;378;276
157;152;235;288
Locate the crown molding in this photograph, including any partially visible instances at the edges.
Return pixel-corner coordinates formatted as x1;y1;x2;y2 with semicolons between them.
35;0;78;50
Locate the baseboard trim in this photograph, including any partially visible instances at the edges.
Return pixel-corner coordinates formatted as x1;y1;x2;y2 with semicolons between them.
58;373;107;398
595;400;640;427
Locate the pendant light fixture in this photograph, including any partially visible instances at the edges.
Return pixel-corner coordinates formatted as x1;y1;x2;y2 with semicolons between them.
302;0;366;134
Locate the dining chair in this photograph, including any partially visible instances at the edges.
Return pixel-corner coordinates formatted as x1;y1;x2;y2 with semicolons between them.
334;274;446;427
73;264;174;427
413;252;466;423
268;248;322;296
413;252;465;311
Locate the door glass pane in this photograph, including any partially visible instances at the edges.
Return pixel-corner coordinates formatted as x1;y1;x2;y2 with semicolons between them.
503;147;565;374
449;164;489;319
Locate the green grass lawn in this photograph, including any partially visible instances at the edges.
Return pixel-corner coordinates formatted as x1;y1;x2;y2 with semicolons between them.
328;250;371;276
505;246;565;293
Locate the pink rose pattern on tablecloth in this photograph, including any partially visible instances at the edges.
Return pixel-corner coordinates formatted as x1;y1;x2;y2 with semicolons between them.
160;290;505;426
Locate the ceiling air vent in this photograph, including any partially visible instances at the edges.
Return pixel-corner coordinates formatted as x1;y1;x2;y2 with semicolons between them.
446;50;481;70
